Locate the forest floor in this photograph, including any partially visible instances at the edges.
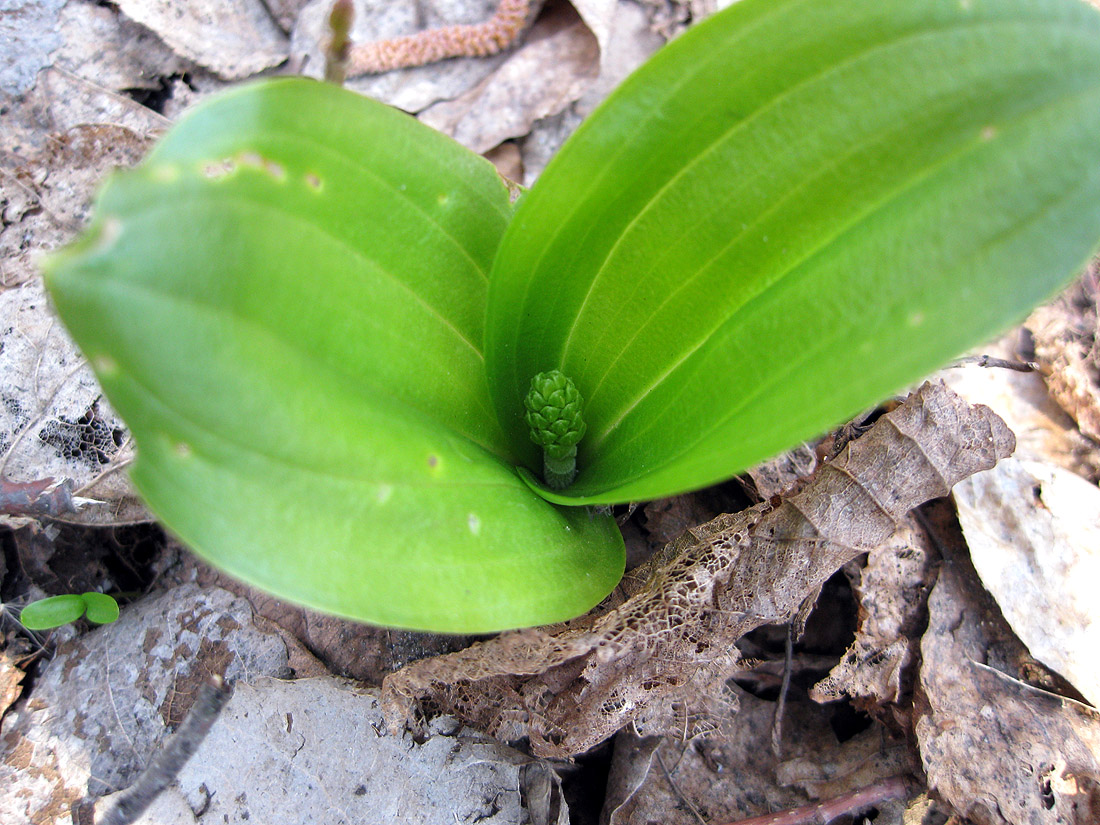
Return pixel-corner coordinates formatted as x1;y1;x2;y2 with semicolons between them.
2;2;1100;824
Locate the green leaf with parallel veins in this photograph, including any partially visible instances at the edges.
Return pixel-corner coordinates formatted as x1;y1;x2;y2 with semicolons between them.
486;0;1100;504
45;79;623;632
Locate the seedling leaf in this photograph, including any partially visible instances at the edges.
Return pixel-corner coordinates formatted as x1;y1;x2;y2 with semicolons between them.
82;592;120;625
20;595;86;630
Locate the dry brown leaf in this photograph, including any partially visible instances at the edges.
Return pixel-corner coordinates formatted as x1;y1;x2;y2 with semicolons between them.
185;554;474;683
382;382;1014;758
915;522;1100;825
53;1;189;95
1028;268;1100;443
811;517;936;712
603;690;818;825
954;457;1100;709
418;2;599;153
0;652;24;722
742;443;818;501
604;688;912;825
112;0;288;80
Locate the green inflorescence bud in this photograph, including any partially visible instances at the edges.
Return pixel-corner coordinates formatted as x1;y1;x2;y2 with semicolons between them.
524;370;586;489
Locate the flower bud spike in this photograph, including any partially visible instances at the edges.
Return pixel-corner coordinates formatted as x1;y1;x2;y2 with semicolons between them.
523;370;586;489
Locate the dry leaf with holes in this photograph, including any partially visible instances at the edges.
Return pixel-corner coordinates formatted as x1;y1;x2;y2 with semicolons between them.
383;382;1014;758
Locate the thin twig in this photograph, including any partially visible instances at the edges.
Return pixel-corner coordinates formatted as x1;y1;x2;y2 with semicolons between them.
950;354;1039;373
712;776;912;825
771;624;794;759
656;748;707;825
74;437;134;497
98;676;231;825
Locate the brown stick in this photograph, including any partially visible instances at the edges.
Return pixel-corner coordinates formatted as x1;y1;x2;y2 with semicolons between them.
0;478;77;517
98;676;231;825
950;354;1039;372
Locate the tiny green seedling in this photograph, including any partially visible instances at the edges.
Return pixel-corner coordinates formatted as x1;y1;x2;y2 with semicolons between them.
43;0;1100;631
19;593;120;631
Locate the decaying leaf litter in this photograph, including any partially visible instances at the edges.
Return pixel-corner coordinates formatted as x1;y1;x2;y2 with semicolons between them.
2;2;1100;824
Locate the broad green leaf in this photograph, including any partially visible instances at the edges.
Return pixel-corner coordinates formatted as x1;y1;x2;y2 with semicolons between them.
46;79;623;632
82;592;120;625
20;595;86;630
487;0;1100;504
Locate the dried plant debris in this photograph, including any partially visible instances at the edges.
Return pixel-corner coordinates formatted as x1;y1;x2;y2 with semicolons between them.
1028;267;1100;443
383;382;1015;758
293;0;521;113
940;335;1100;483
1;122;157;524
604;688;913;825
812;516;936;714
0;280;147;525
954;457;1100;709
88;678;545;825
741;443;818;501
0;652;24;722
346;0;542;75
53;1;190;96
185;554;478;683
0;584;291;823
0;0;66;98
915;522;1100;825
111;0;288;80
418;2;599;154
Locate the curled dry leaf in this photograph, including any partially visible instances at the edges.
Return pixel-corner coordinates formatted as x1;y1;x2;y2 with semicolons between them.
811;516;936;713
1027;268;1100;443
954;457;1100;708
382;381;1014;757
915;525;1100;825
0;652;24;722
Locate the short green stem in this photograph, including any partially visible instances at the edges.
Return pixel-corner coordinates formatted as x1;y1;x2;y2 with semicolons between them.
542;445;577;489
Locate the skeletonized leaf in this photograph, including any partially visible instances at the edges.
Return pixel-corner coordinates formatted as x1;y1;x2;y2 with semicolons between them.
45;79;624;631
384;382;1014;757
486;0;1100;503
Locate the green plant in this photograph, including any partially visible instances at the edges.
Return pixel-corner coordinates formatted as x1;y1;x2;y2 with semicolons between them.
43;0;1100;631
19;593;120;631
